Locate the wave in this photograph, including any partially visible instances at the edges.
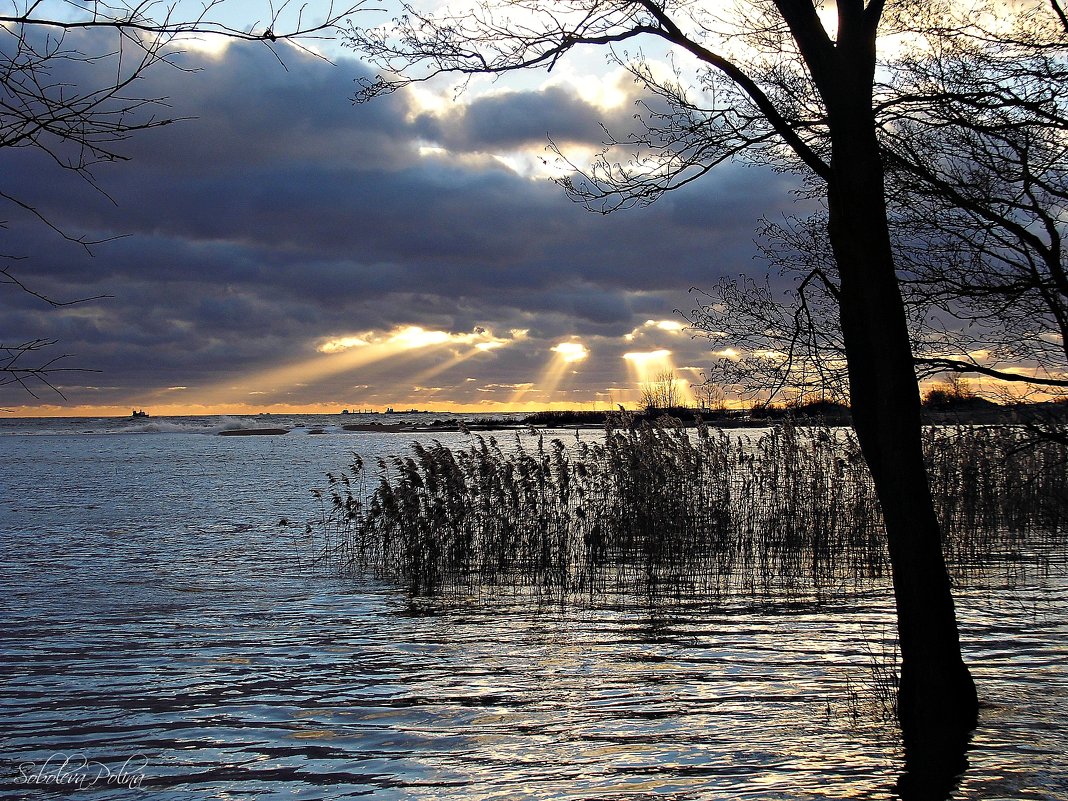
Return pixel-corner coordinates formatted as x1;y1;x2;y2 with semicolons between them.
0;411;526;437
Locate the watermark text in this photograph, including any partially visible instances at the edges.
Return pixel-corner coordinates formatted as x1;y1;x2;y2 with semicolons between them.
15;753;148;791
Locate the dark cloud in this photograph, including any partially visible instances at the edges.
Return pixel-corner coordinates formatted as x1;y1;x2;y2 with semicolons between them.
0;34;803;411
412;85;637;151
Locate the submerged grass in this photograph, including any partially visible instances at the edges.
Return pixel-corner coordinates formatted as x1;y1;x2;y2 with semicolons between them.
307;419;1067;601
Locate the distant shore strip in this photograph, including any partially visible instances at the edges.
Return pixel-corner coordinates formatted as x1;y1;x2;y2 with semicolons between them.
214;401;1062;435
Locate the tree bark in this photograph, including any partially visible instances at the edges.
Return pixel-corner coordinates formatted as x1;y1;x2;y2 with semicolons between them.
819;23;979;792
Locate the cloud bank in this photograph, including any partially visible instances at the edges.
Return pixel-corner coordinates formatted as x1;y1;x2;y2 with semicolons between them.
0;34;801;414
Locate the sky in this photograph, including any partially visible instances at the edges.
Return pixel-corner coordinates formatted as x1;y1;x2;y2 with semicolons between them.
0;12;805;417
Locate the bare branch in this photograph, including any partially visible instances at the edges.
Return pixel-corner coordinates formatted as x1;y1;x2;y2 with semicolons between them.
914;357;1068;388
0;339;100;399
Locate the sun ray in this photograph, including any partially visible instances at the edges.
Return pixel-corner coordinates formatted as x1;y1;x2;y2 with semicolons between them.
408;347;489;385
622;349;698;405
174;326;516;407
622;349;675;384
511;340;588;405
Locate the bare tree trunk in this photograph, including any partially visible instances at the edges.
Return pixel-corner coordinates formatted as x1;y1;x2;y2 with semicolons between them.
824;54;978;792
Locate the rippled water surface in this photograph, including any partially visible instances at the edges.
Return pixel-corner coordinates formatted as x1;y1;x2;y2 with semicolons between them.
1;416;1066;799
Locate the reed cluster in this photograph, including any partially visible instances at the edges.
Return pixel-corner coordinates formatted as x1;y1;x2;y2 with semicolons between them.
925;426;1068;565
308;421;1067;599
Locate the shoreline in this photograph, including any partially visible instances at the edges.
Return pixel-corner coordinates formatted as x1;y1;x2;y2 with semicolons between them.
330;402;1066;435
4;403;1059;436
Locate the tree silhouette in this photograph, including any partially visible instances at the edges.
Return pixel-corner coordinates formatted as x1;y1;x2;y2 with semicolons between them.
348;0;988;791
639;369;683;411
689;2;1067;438
887;4;1068;396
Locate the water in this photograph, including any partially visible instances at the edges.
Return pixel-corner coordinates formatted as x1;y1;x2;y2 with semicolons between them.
1;416;1066;799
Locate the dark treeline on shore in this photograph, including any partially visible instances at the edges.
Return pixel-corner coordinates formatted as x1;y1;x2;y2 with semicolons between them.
522;396;1067;429
335;396;1068;435
307;421;1067;600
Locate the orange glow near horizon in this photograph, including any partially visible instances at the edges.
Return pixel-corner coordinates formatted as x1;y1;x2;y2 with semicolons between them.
3;397;609;419
4;328;615;418
8;354;1059;418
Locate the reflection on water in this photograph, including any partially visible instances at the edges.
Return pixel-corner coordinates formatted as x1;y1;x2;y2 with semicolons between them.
1;422;1066;799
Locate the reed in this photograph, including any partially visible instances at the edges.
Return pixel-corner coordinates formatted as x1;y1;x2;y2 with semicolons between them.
307;421;1067;600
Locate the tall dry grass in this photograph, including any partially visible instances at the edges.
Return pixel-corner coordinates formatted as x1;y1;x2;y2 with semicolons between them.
308;420;1067;600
